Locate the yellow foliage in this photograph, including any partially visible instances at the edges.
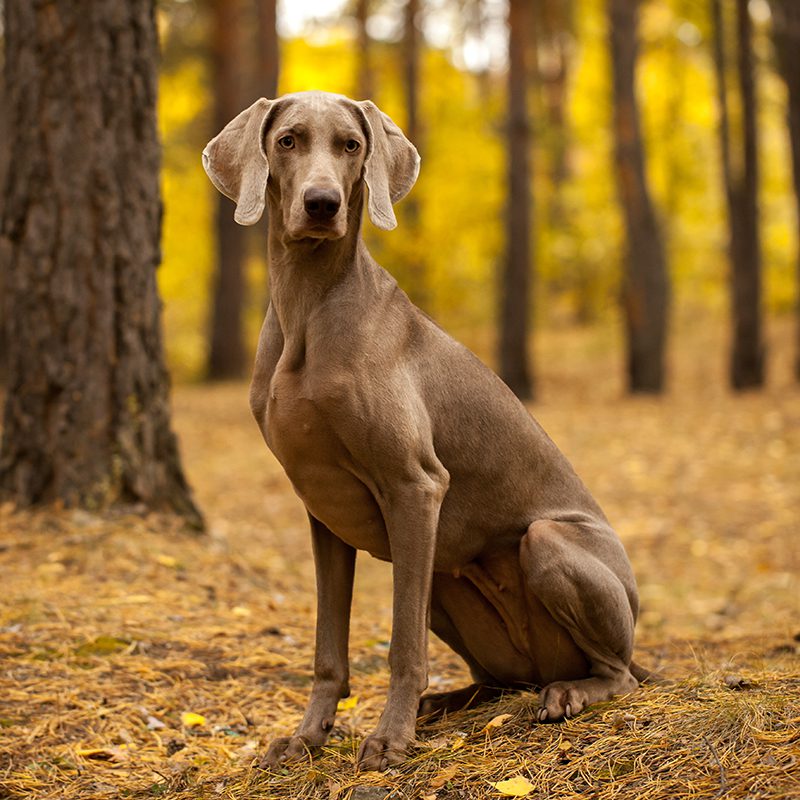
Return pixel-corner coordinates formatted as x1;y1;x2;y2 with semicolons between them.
155;1;799;379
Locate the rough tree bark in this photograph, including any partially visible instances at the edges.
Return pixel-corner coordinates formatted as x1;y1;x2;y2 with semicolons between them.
769;0;800;381
711;0;764;389
500;0;534;400
608;0;670;393
206;0;248;380
0;0;202;526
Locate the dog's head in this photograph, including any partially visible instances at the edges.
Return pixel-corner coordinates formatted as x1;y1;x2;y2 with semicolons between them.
202;91;419;239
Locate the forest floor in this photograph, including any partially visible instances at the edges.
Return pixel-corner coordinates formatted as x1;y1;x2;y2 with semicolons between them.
0;316;798;799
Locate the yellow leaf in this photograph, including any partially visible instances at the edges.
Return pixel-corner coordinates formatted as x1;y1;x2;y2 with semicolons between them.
336;695;359;711
484;713;513;732
181;712;206;728
155;553;179;568
491;776;535;796
451;736;465;751
75;746;128;762
232;606;251;617
557;739;573;751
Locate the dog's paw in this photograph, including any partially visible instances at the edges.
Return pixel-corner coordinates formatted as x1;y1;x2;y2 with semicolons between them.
258;735;314;769
356;733;410;772
536;681;590;723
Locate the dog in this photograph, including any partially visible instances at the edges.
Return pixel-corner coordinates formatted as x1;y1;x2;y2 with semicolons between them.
203;91;645;772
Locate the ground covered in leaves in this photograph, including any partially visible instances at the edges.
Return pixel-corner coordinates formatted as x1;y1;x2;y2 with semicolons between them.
1;319;798;799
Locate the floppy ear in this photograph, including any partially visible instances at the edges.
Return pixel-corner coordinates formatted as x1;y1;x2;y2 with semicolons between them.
356;101;421;231
202;98;275;226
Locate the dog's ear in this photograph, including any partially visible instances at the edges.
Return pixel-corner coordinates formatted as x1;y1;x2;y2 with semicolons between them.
202;98;275;226
356;101;420;231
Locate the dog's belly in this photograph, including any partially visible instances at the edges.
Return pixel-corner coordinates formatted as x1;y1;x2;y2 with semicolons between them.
266;388;390;557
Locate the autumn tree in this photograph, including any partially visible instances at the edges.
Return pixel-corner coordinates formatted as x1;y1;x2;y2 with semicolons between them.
354;0;373;99
608;0;670;393
499;0;534;400
401;0;428;309
769;0;800;381
712;0;764;389
206;0;248;380
0;0;201;525
256;0;279;100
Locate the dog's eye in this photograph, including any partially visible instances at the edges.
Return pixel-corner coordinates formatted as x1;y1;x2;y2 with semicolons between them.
278;135;295;150
344;139;360;153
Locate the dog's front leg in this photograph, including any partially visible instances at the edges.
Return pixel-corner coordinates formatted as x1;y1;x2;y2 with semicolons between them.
262;516;356;767
357;470;448;772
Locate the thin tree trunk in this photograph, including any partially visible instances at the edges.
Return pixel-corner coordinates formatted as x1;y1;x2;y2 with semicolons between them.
769;0;800;381
401;0;428;309
608;0;670;393
500;0;534;400
0;0;202;526
355;0;373;99
535;0;573;226
712;0;764;389
256;0;279;99
207;0;247;380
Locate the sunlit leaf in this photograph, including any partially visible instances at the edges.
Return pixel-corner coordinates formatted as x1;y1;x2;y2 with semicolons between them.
336;695;359;712
491;776;535;796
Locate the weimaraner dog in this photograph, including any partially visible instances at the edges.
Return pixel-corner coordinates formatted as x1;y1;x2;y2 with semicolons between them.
203;91;646;772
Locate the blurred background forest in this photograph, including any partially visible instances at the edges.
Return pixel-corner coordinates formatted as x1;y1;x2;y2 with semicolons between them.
1;5;799;796
151;0;799;395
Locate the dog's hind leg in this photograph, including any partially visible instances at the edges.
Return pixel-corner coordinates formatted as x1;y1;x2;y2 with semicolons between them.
519;519;640;721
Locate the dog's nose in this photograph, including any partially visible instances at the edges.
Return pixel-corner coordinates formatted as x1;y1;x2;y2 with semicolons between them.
304;188;341;221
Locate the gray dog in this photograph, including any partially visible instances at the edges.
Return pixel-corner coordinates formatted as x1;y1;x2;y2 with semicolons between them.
203;91;646;772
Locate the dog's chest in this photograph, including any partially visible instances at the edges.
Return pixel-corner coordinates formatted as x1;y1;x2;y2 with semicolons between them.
264;365;389;555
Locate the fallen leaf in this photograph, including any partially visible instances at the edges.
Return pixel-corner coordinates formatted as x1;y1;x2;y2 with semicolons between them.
73;636;130;657
336;695;359;711
181;711;206;728
155;553;179;568
557;739;573;751
430;762;458;789
451;736;465;751
491;776;535;796
484;713;513;732
75;746;128;762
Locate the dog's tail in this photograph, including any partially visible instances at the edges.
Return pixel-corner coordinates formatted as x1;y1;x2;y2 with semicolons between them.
630;659;668;685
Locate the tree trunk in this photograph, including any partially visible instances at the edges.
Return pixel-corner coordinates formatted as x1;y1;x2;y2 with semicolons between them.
534;0;573;227
255;0;279;99
0;65;8;386
401;0;428;309
500;0;534;400
206;0;248;380
711;0;764;389
769;0;800;381
355;0;373;99
0;0;202;526
608;0;670;393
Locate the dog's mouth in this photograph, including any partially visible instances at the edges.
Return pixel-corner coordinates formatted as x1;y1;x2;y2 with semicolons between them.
287;219;347;242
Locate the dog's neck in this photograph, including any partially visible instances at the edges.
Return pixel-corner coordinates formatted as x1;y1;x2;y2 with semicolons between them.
266;184;375;345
